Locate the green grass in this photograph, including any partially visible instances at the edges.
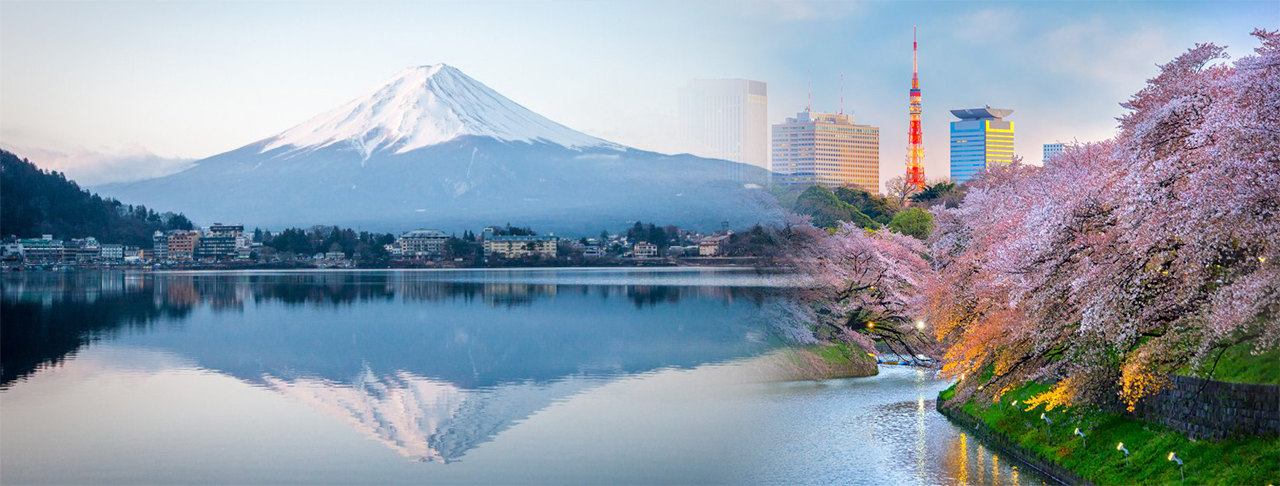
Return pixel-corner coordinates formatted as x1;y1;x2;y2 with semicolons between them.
941;382;1280;485
1183;341;1280;385
773;342;878;380
813;341;860;366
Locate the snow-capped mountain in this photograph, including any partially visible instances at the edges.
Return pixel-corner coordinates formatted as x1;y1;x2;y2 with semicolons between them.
96;64;773;232
263;64;619;158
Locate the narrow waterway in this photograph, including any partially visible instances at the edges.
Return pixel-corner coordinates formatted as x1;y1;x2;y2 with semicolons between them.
1;269;1048;484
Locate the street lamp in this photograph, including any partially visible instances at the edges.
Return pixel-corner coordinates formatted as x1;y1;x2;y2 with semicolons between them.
1074;427;1086;448
1117;442;1130;466
1169;452;1185;483
1040;413;1053;435
916;320;925;331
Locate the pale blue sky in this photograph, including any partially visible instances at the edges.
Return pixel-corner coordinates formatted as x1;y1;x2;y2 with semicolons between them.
1;0;1274;188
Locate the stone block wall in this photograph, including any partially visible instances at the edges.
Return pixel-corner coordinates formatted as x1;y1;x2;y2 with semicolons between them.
1133;375;1280;440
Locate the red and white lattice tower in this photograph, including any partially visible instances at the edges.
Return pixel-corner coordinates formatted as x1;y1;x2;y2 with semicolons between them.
906;26;926;190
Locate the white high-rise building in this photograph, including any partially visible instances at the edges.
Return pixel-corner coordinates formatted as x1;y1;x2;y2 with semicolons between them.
678;79;768;182
1043;142;1065;163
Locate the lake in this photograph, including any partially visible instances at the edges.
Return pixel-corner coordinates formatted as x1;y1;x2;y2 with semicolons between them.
1;268;1047;485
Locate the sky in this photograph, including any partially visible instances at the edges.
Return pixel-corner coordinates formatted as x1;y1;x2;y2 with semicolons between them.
1;0;1275;189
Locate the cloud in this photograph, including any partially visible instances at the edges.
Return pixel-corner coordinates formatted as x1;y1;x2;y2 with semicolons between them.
1035;18;1171;88
732;0;860;22
0;142;195;186
950;9;1023;43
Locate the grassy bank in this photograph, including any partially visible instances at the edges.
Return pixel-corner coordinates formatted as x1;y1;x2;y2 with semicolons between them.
1182;340;1280;386
754;342;879;381
938;382;1280;485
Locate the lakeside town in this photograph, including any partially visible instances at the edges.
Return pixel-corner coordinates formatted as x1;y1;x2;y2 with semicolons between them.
1;222;752;270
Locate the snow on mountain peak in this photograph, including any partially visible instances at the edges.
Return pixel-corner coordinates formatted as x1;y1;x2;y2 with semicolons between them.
263;63;619;156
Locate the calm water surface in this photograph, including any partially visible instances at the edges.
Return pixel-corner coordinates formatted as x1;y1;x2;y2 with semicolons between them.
1;268;1048;485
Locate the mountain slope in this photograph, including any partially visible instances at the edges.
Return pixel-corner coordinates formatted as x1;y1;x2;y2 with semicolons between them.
0;149;193;245
96;64;774;233
264;64;617;158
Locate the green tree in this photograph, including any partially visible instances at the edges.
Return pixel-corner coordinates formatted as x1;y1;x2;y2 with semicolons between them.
794;185;880;230
910;181;964;208
833;187;897;224
0;149;194;245
887;207;933;239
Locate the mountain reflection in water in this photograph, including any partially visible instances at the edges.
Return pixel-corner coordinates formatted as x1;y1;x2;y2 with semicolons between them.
1;268;783;463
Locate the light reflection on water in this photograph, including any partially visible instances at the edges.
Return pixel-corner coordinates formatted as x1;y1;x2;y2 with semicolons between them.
736;365;1050;485
2;269;1048;485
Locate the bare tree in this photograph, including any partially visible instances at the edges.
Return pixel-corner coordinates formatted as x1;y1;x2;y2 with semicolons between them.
885;175;917;207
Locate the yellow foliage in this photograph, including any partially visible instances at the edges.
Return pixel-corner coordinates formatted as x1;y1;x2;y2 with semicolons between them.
1022;378;1076;412
1120;363;1167;413
994;384;1015;401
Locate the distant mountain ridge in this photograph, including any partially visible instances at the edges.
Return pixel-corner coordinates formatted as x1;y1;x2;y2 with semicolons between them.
95;64;775;234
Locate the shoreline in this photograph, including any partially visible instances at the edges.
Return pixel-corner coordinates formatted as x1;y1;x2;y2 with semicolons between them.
936;380;1280;485
936;401;1085;486
1;259;782;273
3;265;790;275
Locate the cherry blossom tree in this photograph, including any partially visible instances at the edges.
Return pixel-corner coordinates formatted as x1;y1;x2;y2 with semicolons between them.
787;220;934;359
926;31;1279;409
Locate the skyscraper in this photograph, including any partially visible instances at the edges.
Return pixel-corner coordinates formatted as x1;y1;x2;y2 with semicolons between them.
1043;142;1065;163
678;79;768;182
772;110;880;192
949;107;1015;184
905;26;926;190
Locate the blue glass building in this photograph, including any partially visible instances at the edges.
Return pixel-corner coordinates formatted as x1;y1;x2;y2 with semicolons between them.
949;107;1014;184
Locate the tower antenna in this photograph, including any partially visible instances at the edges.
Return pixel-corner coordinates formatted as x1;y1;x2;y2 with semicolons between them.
807;71;811;112
840;73;844;115
905;25;926;190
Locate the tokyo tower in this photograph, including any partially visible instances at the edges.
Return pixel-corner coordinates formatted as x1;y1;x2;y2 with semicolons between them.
906;26;926;190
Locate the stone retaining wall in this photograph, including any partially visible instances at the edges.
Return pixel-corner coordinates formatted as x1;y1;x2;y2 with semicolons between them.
1133;375;1280;440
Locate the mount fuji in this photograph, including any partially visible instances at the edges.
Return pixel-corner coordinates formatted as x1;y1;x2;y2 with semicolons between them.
96;64;774;233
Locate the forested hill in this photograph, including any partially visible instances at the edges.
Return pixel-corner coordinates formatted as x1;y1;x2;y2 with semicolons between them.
0;149;194;246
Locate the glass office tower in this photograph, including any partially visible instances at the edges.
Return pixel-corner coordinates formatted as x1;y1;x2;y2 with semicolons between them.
949;107;1014;183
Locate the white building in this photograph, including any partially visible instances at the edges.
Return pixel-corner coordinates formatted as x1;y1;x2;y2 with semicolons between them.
679;79;768;182
397;229;449;259
2;242;23;259
100;244;125;261
151;231;169;261
1043;142;1065;163
633;242;659;258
